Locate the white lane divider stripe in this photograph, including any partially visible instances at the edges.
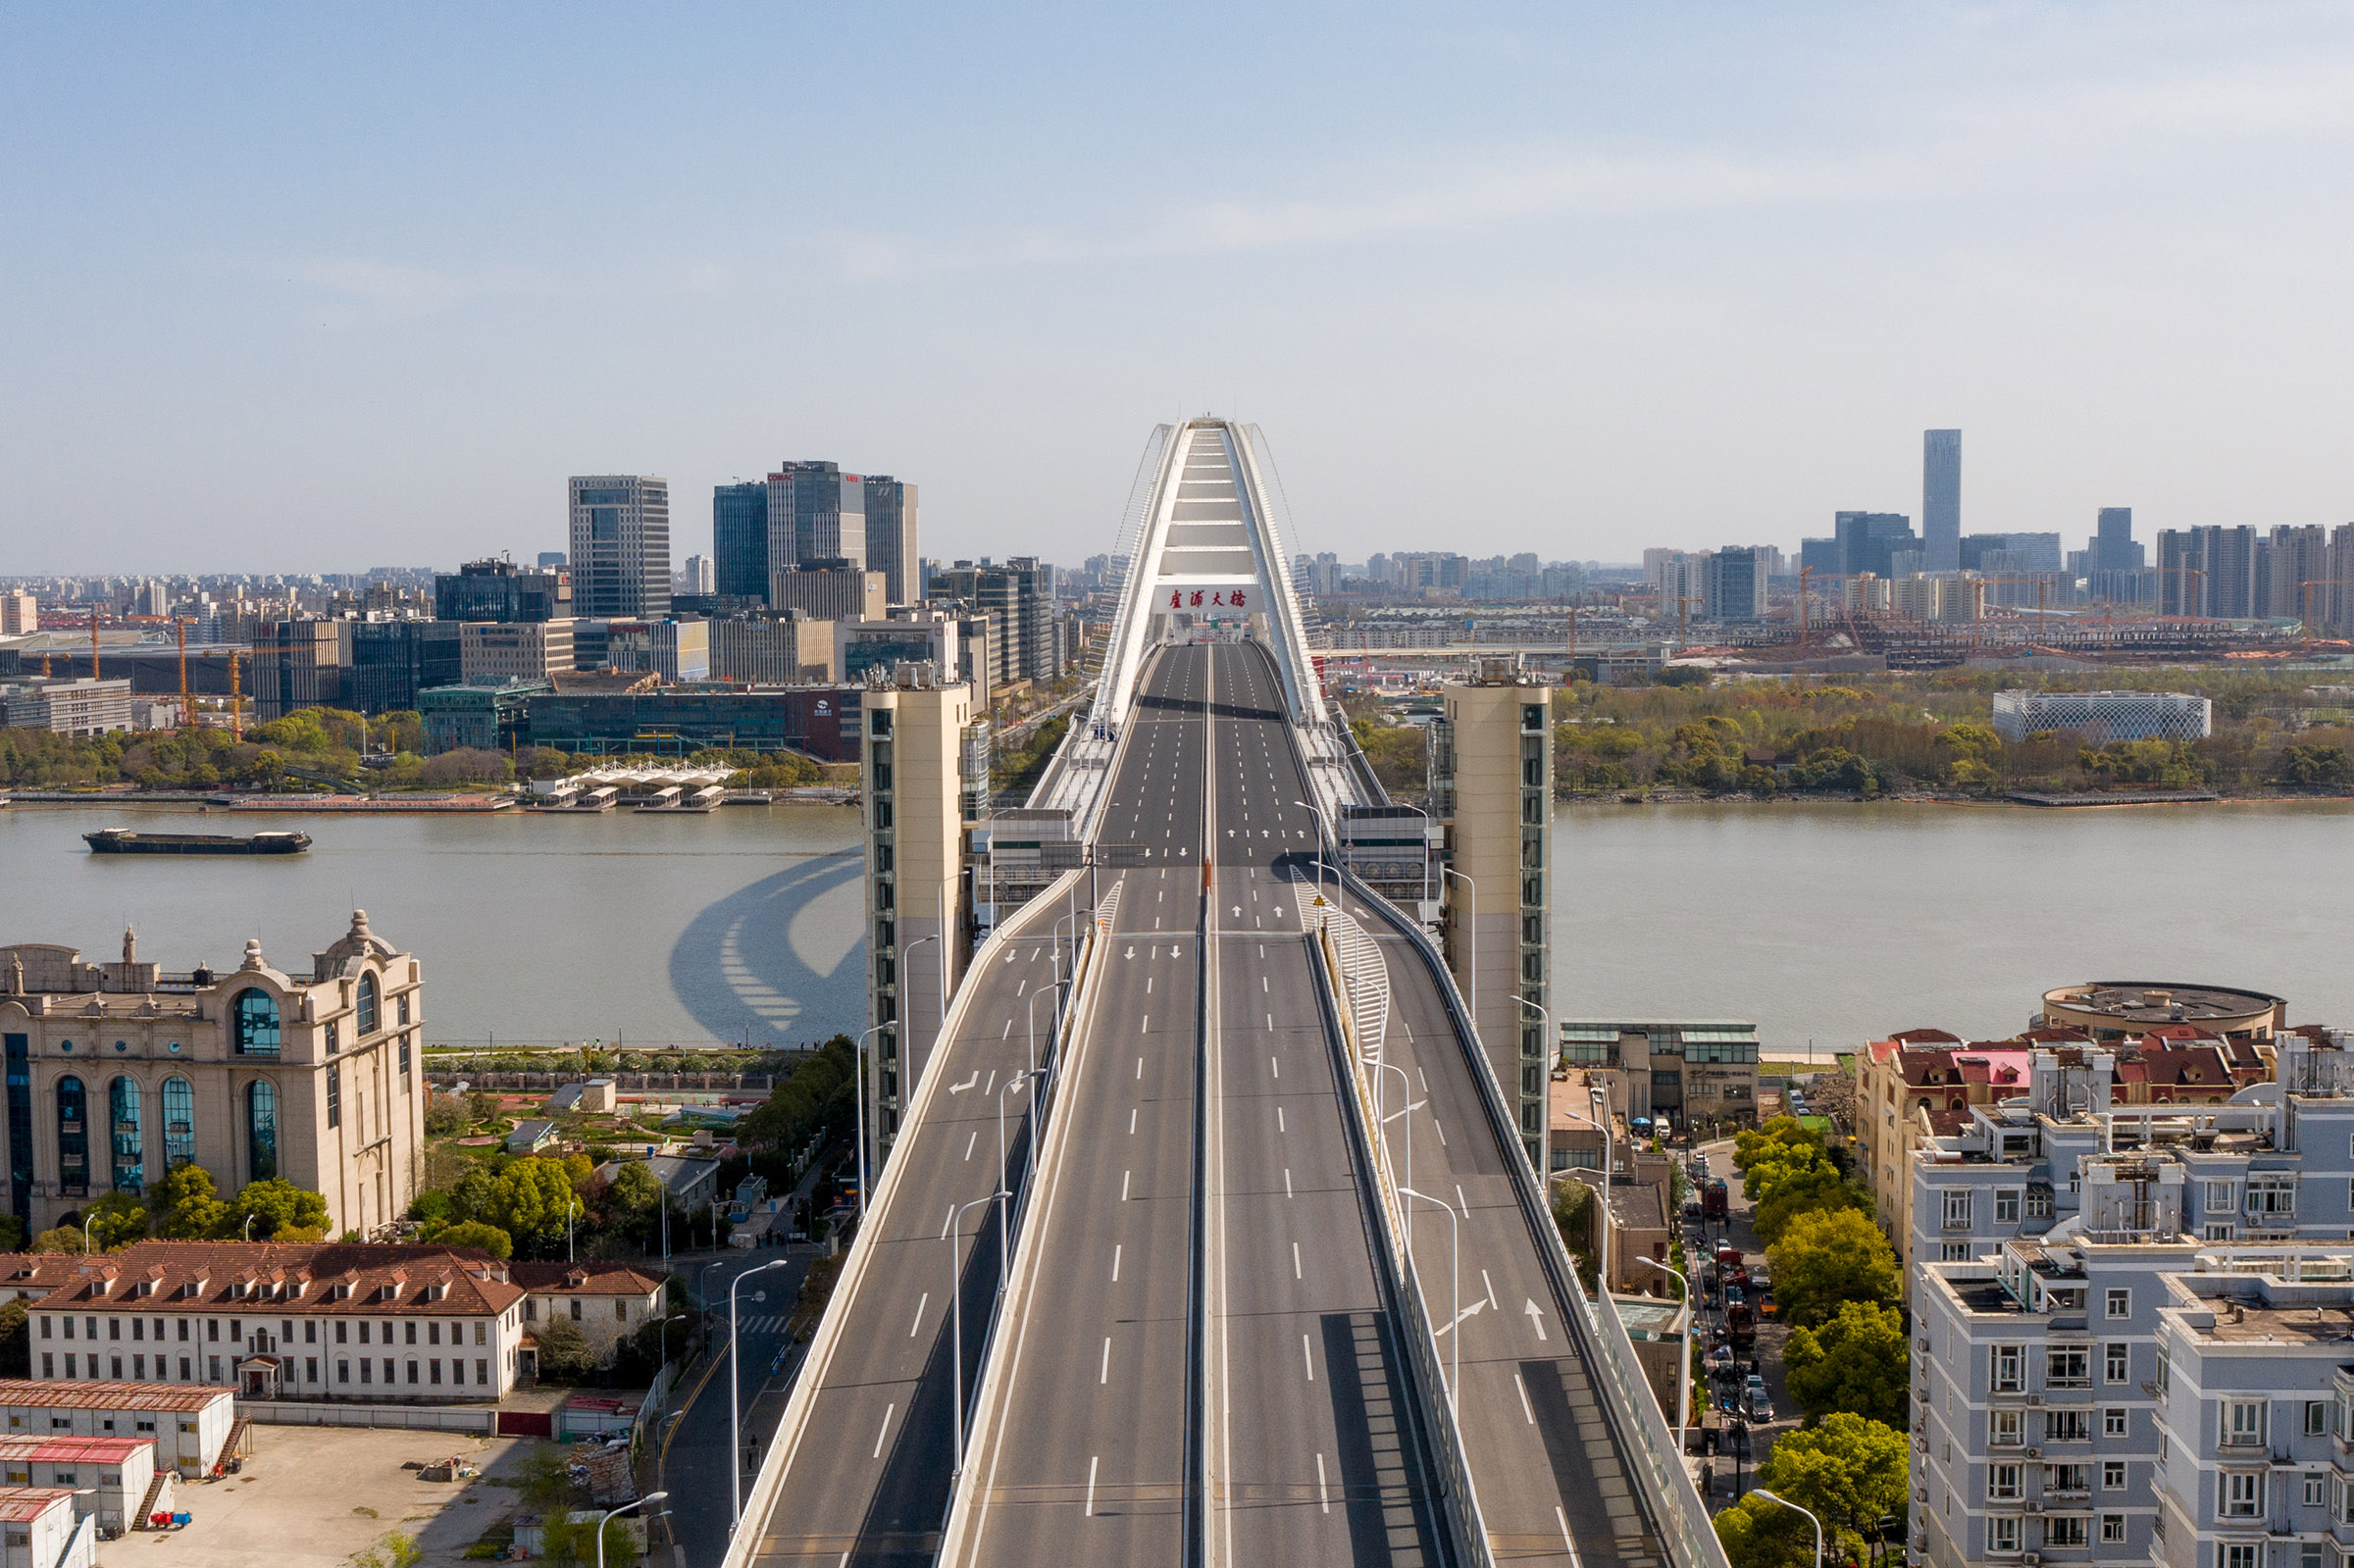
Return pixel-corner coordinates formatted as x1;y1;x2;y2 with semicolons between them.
873;1402;895;1458
1111;1244;1122;1282
908;1293;927;1337
1316;1451;1330;1514
1293;1241;1302;1280
1303;1334;1314;1382
1515;1373;1535;1424
1100;1337;1111;1384
1086;1454;1100;1516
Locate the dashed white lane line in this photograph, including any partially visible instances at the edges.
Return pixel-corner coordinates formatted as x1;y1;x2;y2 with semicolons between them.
1514;1372;1536;1424
1457;1183;1469;1217
1293;1241;1302;1280
1086;1455;1100;1517
1276;1107;1286;1133
963;1132;977;1161
1433;1119;1448;1147
872;1403;895;1458
1270;1055;1280;1079
908;1293;927;1337
1122;1170;1132;1201
1302;1334;1315;1381
1316;1451;1330;1513
1128;1108;1138;1135
1100;1337;1111;1384
1111;1244;1122;1282
1483;1269;1500;1311
1284;1168;1294;1199
1136;1057;1144;1080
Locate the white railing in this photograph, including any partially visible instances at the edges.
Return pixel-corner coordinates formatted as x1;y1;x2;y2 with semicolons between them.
235;1398;497;1434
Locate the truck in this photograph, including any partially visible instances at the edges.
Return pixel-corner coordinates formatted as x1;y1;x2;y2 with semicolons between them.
1726;1299;1757;1348
1702;1179;1729;1222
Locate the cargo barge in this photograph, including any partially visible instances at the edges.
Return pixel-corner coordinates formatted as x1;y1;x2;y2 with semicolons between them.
84;829;312;856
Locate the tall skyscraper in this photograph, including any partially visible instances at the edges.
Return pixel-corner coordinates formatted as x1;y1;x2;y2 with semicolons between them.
767;462;866;581
1922;429;1962;572
1701;547;1763;621
862;477;919;605
712;481;770;600
568;476;671;620
2091;508;2141;574
2156;525;2259;618
1833;511;1917;579
682;554;716;596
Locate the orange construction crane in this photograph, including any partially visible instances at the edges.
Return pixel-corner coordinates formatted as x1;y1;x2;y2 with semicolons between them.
1796;566;1812;649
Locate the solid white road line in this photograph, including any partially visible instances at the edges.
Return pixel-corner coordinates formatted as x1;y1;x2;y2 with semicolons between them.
1558;1504;1582;1565
873;1403;895;1458
909;1293;927;1336
1515;1372;1536;1424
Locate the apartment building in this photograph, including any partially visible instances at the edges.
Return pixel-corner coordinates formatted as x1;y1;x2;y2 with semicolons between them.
1557;1020;1761;1134
459;619;576;683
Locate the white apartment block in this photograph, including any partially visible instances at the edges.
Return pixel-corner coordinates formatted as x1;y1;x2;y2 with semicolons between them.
1908;1033;2354;1568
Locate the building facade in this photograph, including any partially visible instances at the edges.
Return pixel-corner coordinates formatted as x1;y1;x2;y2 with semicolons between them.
417;680;548;754
568;477;671;621
769;567;887;626
767;463;866;576
708;615;835;685
861;478;919;606
458;620;576;684
523;687;856;759
1557;1020;1761;1133
434;559;568;624
1922;428;1962;573
836;613;960;686
712;481;771;602
1990;690;2214;744
1433;660;1554;1169
860;670;973;1170
0;914;425;1240
0;680;137;736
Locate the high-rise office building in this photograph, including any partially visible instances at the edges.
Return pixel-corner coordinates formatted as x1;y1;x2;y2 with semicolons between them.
567;477;671;620
1701;547;1763;622
2156;525;2260;618
712;481;770;600
2090;508;2141;574
682;554;716;596
862;478;919;606
435;558;569;623
2265;525;2331;624
1922;429;1962;572
536;551;567;570
767;462;866;580
1797;537;1839;581
926;558;1060;686
1834;511;1917;580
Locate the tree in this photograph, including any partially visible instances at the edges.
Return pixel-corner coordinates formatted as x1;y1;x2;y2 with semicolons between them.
435;1220;513;1259
352;1529;426;1568
0;1299;28;1378
607;1161;663;1224
1714;1492;1818;1568
1755;1412;1910;1565
28;1227;84;1254
424;1094;470;1136
0;1214;23;1252
1783;1301;1910;1427
534;1315;596;1384
84;1190;148;1250
483;1157;581;1256
1751;1166;1871;1247
1766;1208;1901;1328
452;1166;498;1226
227;1178;330;1240
152;1165;229;1239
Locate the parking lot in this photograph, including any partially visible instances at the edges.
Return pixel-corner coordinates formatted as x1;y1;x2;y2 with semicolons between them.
120;1425;536;1567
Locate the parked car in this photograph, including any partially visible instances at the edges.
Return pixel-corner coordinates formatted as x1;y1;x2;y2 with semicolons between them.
1682;1195;1703;1221
1743;1375;1774;1422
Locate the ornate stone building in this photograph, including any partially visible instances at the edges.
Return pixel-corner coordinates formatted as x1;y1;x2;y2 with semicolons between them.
0;913;425;1239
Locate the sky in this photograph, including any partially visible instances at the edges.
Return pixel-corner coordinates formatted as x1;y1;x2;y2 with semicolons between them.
4;2;2352;576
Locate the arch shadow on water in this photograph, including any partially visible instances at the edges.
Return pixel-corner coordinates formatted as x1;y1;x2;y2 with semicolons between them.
668;850;868;1048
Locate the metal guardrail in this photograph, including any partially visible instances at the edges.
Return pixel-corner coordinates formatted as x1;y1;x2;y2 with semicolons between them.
1311;919;1493;1568
719;870;1094;1568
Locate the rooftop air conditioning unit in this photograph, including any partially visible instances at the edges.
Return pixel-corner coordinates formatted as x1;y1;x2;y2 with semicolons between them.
2025;1446;2040;1458
2026;1393;2043;1405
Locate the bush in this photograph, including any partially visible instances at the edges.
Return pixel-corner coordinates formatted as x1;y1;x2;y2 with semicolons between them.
420;748;514;785
533;1316;596;1384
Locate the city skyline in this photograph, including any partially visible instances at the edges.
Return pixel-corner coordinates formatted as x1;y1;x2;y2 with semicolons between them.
8;7;2354;576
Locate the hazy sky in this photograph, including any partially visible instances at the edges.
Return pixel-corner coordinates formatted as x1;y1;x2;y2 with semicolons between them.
5;3;2351;576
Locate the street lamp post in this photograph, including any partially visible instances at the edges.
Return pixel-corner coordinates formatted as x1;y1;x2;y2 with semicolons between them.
1637;1255;1692;1455
727;1257;792;1535
1291;798;1334;918
1512;993;1554;1180
1368;1057;1415;1239
996;1071;1042;1281
567;1197;581;1264
1440;866;1475;1021
1751;1488;1823;1568
1027;987;1058;1094
946;1194;998;1473
82;1214;96;1255
851;1023;896;1224
1397;1187;1460;1419
592;1490;669;1568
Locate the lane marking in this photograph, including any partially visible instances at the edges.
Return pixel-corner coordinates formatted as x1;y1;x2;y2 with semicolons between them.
1122;1170;1131;1201
962;1131;977;1161
1482;1269;1500;1311
1276;1107;1286;1133
1086;1454;1100;1517
1100;1337;1111;1384
1266;1013;1273;1030
1456;1183;1469;1216
1112;1243;1122;1282
908;1293;927;1337
1284;1168;1294;1198
1270;1055;1280;1079
1558;1505;1581;1565
1514;1372;1536;1424
1136;1057;1144;1080
1433;1120;1448;1147
1001;1020;1011;1038
1302;1334;1314;1381
1141;1014;1150;1032
1525;1298;1550;1341
1316;1450;1330;1513
1128;1107;1138;1135
1293;1241;1302;1280
872;1402;894;1458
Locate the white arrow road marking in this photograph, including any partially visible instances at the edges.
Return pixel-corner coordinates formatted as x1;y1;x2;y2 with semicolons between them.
947;1072;978;1095
1524;1299;1549;1340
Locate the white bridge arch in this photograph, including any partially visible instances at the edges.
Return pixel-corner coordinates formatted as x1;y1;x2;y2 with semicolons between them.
1094;418;1326;731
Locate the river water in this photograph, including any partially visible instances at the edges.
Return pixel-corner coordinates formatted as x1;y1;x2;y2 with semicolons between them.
6;798;2349;1056
0;802;868;1049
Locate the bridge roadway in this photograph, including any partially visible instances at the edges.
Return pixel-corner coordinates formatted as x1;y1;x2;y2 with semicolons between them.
746;892;1074;1563
950;640;1443;1567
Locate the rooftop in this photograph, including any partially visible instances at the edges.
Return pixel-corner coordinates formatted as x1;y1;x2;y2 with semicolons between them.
0;1380;230;1412
0;1487;75;1524
2045;982;2283;1026
0;1436;152;1463
2192;1303;2354;1345
23;1240;527;1318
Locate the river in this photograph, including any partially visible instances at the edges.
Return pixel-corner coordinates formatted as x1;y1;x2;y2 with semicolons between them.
0;802;868;1049
6;797;2349;1057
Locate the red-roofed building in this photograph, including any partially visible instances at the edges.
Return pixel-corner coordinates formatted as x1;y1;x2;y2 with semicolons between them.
0;1434;162;1532
0;1485;89;1567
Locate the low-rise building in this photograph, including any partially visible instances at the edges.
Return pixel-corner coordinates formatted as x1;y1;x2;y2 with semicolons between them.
458;619;576;683
504;1120;559;1156
1991;688;2213;743
509;1263;665;1370
2042;982;2285;1045
710;614;834;684
0;1382;234;1477
1556;1019;1761;1135
417;679;549;754
0;1485;92;1568
0;679;137;736
0;1435;161;1532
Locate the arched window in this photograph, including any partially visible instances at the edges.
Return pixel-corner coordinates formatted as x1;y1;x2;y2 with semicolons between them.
247;1081;279;1184
357;974;379;1037
232;989;281;1057
162;1078;196;1170
56;1077;88;1197
109;1078;143;1194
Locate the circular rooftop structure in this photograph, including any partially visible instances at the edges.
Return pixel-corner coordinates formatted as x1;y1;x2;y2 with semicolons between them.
2041;982;2285;1041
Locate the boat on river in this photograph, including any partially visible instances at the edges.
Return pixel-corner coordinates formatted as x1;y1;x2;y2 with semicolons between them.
83;829;312;856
